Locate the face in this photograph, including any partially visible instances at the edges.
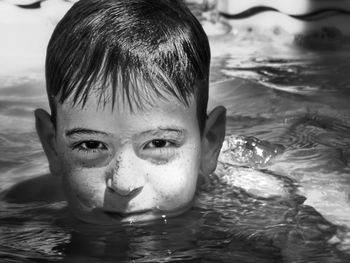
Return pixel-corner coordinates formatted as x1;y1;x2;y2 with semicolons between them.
36;85;226;225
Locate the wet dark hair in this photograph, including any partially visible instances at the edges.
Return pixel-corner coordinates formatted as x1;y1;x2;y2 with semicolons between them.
46;0;210;131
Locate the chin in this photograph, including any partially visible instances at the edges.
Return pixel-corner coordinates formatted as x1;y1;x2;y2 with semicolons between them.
119;206;192;224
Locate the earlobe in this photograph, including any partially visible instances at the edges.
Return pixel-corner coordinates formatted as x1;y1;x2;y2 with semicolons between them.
200;106;226;176
35;109;60;176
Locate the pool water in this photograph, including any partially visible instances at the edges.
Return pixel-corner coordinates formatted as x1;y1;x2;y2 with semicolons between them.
1;24;350;263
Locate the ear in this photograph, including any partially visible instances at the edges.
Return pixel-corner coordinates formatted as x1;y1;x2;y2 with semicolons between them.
200;106;226;177
35;109;60;176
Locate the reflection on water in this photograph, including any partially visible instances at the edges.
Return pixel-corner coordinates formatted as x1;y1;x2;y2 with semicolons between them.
1;24;350;263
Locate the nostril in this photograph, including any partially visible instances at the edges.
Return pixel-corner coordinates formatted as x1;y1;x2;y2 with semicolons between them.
106;178;143;198
127;186;143;198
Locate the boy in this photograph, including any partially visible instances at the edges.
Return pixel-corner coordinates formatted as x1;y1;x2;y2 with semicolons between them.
32;0;226;224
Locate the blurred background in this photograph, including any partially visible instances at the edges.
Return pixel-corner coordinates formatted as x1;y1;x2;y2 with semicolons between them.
1;0;350;76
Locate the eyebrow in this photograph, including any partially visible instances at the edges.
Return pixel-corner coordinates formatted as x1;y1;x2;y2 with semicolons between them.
65;128;110;137
138;127;185;138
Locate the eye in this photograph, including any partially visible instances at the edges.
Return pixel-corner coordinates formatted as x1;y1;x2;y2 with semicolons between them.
140;139;180;164
73;140;108;152
70;140;111;166
143;139;175;149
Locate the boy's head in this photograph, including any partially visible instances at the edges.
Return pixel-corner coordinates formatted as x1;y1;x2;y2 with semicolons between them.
36;0;226;224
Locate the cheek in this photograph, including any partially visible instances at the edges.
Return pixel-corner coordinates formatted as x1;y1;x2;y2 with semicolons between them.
56;145;107;202
148;148;201;208
61;165;107;208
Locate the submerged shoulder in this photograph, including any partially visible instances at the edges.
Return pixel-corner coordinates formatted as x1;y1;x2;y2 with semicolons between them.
2;174;65;203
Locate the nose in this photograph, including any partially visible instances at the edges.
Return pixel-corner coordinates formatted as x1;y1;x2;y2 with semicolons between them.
106;156;145;198
106;177;144;197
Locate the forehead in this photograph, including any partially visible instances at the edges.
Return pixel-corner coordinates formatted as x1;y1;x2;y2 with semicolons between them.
55;91;199;135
